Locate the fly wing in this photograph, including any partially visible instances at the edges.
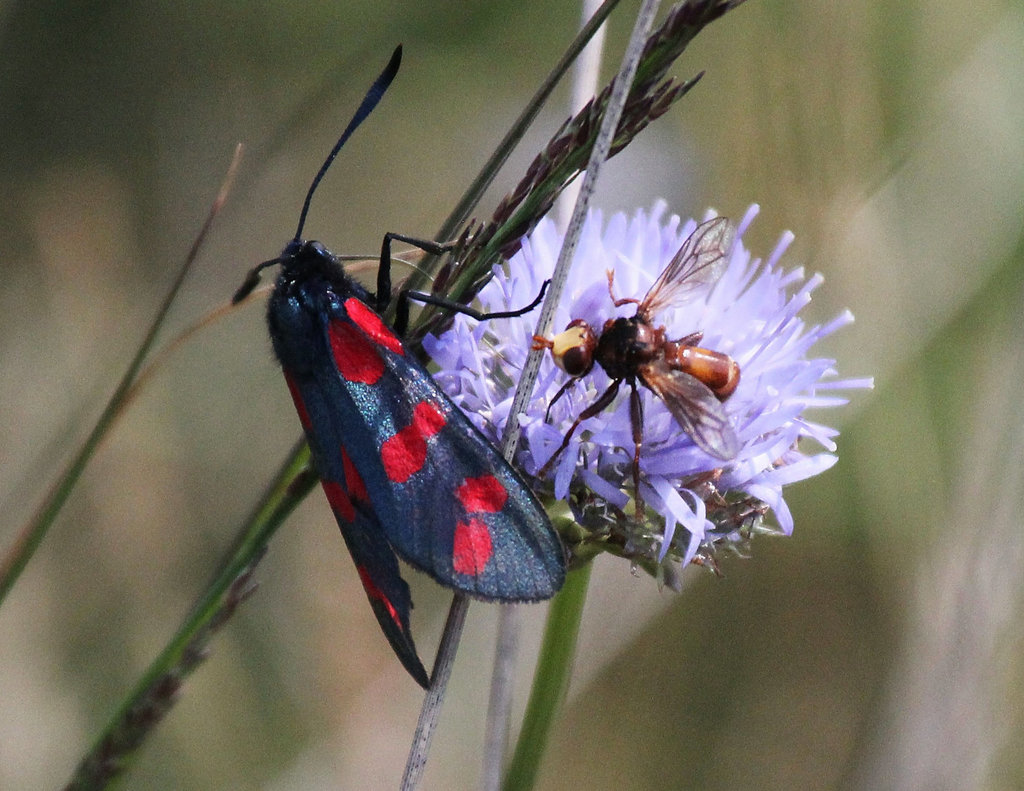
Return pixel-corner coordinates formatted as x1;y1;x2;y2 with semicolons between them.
292;287;565;604
639;216;732;319
640;359;740;460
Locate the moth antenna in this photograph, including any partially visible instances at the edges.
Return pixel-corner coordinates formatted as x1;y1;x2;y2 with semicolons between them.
293;44;403;242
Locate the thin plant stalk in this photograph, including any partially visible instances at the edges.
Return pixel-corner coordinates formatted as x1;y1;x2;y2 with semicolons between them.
482;603;525;791
402;0;661;780
400;4;637;786
556;0;610;231
0;145;243;608
497;2;662;787
399;595;470;791
65;441;316;790
482;2;609;787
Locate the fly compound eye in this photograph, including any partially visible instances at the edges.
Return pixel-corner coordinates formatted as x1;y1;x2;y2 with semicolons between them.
550;321;597;376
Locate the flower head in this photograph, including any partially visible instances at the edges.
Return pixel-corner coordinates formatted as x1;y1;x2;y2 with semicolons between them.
424;203;870;580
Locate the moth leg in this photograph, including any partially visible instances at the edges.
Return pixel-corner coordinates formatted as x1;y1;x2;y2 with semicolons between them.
397;280;550;336
380;230;551;334
377;232;455;316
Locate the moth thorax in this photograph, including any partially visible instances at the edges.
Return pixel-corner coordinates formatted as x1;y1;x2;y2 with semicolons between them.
550;319;597;377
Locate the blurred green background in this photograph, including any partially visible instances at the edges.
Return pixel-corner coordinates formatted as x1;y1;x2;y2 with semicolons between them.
3;1;1024;788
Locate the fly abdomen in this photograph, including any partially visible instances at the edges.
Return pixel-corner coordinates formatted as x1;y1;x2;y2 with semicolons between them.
667;342;740;400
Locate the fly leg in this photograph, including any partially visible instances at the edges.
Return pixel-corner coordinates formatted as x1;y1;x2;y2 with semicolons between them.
628;378;645;522
541;376;581;423
607;269;640;309
537;378;622;479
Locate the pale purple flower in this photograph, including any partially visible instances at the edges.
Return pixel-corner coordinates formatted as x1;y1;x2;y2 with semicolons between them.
424;203;871;576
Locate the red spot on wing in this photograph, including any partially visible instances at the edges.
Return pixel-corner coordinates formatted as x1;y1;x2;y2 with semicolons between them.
329;319;385;384
452;518;494;575
380;401;447;483
321;479;355;523
457;475;508;513
345;298;404;355
357;566;403;628
340;446;368;503
284;373;312;429
414;401;447;435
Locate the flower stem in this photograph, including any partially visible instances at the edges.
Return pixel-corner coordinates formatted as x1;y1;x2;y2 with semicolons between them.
502;3;656;787
503;562;593;791
399;594;470;791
